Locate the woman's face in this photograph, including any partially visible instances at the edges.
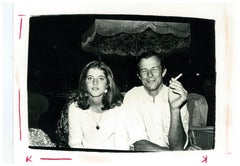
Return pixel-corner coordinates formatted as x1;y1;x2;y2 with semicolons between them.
85;68;108;97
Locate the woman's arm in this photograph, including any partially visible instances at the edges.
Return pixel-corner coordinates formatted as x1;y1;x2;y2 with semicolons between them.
68;103;84;148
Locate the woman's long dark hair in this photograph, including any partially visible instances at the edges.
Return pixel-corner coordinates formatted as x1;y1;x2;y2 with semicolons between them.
70;61;122;111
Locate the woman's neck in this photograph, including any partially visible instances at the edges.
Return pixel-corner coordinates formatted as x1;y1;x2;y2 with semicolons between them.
88;97;103;112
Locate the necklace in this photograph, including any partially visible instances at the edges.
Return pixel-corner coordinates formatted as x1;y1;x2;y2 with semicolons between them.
90;107;103;130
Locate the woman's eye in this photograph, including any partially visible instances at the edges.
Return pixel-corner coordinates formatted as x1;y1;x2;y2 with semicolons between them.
99;77;106;81
86;76;93;80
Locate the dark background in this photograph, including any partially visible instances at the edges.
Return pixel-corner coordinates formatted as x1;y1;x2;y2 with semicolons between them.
27;14;215;143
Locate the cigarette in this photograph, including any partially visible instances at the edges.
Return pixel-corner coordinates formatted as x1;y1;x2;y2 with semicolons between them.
174;73;183;80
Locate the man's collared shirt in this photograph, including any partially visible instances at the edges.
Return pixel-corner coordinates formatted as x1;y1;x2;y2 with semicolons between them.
123;85;189;148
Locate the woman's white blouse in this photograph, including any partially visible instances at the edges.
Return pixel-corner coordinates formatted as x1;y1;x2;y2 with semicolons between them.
68;102;130;150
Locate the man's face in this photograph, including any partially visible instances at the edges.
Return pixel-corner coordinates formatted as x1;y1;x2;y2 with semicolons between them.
138;56;165;93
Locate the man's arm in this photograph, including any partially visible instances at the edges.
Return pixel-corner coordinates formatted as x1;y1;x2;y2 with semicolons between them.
168;78;188;150
168;107;186;150
133;140;170;151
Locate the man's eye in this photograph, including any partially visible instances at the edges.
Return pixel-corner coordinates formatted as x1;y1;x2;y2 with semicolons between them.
151;67;160;72
152;68;158;72
141;70;147;74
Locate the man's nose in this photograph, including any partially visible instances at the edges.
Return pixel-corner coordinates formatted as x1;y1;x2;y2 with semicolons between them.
147;70;153;77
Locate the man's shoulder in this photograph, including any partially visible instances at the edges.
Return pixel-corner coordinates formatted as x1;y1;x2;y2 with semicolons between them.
123;86;146;104
125;86;144;96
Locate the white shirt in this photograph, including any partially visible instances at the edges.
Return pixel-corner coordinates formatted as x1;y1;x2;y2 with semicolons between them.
68;102;130;150
123;85;189;148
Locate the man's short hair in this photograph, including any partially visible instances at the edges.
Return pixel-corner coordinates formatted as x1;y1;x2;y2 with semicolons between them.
136;52;166;72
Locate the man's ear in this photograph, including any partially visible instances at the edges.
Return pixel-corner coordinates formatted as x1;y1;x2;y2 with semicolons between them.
162;68;167;77
137;73;141;80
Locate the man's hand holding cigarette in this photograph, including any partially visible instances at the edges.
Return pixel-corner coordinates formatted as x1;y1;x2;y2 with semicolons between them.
168;73;188;110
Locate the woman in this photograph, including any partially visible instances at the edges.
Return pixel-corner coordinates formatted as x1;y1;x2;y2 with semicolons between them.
67;60;130;150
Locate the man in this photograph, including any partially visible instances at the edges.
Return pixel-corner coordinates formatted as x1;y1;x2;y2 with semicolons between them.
123;53;189;151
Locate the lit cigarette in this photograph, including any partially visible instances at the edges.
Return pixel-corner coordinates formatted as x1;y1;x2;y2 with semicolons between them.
174;73;183;80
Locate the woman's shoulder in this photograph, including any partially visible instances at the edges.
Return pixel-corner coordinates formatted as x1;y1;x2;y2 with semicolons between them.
68;101;77;109
68;102;85;114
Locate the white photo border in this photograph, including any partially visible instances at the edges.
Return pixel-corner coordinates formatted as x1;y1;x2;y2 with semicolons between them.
6;1;240;165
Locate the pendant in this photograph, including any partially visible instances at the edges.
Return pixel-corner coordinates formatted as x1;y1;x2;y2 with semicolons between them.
96;125;100;130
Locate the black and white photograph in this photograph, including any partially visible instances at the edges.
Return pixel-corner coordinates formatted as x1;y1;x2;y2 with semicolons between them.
2;1;240;166
27;14;215;152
